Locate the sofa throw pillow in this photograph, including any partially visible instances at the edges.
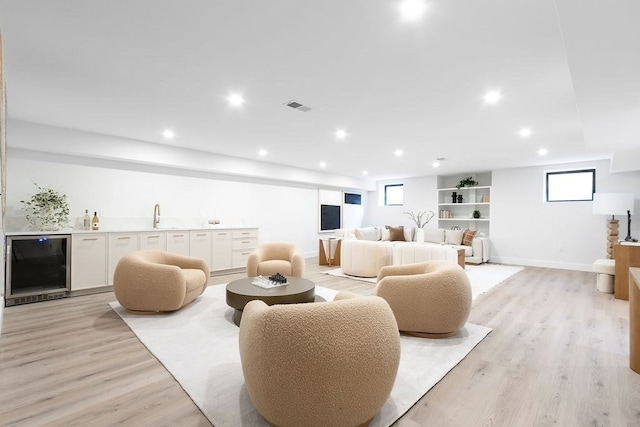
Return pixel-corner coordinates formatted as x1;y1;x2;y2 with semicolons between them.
462;229;478;246
445;229;464;245
404;227;415;242
381;227;391;241
385;225;406;241
355;226;379;241
424;228;445;243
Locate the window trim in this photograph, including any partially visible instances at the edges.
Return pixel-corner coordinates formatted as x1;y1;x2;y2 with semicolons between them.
545;168;596;202
384;183;404;206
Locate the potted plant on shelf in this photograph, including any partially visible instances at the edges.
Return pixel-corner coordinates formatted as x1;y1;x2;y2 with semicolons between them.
20;183;70;231
456;176;479;190
403;210;435;243
473;210;481;219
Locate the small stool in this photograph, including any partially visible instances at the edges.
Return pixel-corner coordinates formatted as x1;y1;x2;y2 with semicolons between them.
593;259;615;294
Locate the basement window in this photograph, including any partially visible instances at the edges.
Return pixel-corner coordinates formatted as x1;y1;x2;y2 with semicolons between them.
385;184;404;206
546;169;595;202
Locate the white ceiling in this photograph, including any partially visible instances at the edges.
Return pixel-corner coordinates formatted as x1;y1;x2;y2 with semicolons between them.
0;0;639;180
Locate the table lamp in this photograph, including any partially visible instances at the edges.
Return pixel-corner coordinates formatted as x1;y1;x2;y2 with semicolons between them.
593;193;636;258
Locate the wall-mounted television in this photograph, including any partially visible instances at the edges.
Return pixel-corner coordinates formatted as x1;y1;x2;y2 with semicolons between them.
320;204;341;231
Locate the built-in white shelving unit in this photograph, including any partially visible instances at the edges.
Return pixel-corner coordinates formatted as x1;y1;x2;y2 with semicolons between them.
437;173;491;236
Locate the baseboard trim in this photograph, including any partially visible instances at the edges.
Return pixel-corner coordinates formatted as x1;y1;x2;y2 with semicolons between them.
490;256;593;272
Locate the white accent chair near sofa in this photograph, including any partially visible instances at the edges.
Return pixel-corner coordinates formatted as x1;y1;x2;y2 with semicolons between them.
238;291;400;427
113;250;209;312
247;242;305;278
375;260;472;338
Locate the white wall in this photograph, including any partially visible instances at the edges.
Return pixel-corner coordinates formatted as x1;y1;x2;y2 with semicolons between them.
4;121;372;258
491;160;640;270
6;154;338;257
7;120;640;271
366;175;439;229
367;161;640;271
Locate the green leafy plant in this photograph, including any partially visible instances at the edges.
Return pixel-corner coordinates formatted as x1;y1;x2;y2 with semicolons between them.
403;210;435;228
456;176;479;189
20;183;70;231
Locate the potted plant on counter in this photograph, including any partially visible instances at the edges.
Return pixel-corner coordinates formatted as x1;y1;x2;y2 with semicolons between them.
20;183;70;231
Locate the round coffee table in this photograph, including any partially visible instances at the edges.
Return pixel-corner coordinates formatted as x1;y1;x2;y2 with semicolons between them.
226;276;319;326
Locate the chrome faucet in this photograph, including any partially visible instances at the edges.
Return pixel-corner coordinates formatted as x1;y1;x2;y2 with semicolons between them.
153;204;161;228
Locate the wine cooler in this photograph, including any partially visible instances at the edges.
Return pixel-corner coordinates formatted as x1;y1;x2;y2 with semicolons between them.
5;234;71;306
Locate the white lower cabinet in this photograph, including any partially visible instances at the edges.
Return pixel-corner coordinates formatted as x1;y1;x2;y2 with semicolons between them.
211;228;258;271
212;230;233;271
71;233;107;291
108;233;139;284
189;230;213;268
166;231;190;256
140;231;167;251
70;227;259;292
232;228;258;268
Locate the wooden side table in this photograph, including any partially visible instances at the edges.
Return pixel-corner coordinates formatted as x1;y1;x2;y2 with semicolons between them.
456;248;466;269
614;242;640;300
630;268;640;374
319;238;341;266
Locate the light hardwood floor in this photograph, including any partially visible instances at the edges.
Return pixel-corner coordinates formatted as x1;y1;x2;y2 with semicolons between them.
1;262;639;426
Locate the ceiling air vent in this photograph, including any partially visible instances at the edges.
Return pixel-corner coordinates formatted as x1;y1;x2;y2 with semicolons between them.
285;100;312;112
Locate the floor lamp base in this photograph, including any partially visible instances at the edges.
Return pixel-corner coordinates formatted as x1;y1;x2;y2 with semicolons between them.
606;219;619;259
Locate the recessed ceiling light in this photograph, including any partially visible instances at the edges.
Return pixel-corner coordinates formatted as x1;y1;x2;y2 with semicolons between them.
162;129;175;139
538;148;548;156
258;149;268;157
227;93;245;107
432;161;440;168
398;0;428;21
335;129;348;140
483;90;502;104
395;149;404;157
519;128;532;138
362;170;369;176
319;161;327;168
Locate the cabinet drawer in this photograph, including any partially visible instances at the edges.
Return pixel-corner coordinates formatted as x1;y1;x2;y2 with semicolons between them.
232;250;253;268
166;231;189;256
213;230;232;240
140;232;167;251
232;237;257;250
232;229;258;239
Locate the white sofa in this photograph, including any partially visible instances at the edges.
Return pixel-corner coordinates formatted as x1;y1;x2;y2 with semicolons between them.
392;242;460;266
336;226;489;278
340;239;394;278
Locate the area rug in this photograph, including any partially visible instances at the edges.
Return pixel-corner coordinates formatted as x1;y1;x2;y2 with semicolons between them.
323;263;524;300
110;285;491;427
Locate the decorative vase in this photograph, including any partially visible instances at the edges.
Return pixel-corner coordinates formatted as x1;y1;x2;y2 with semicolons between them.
457;194;463;203
473;210;481;219
451;192;457;203
416;227;425;243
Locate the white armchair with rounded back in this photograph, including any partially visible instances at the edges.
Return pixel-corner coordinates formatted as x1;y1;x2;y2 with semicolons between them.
247;242;305;277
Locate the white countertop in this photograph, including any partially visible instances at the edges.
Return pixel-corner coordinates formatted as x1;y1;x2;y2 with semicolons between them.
5;225;257;236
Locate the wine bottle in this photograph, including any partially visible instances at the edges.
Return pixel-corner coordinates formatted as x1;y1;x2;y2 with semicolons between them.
92;211;100;231
83;209;90;230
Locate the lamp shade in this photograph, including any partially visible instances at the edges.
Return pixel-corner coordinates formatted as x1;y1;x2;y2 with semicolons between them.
592;193;635;216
